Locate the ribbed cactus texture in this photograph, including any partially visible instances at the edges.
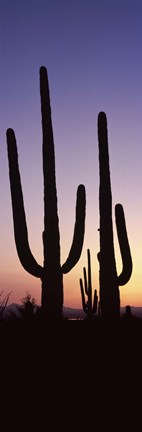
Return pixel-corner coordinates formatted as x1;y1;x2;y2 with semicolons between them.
80;249;98;320
98;112;132;319
7;66;86;320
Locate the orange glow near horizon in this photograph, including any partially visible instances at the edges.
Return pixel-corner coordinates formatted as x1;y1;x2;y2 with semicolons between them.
1;242;142;310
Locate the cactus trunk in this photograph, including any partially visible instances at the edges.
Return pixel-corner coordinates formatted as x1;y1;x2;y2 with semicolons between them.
98;112;120;319
40;67;63;319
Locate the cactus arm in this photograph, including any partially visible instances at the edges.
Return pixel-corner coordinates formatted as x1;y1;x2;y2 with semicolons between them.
83;267;88;295
87;249;92;311
80;278;88;314
115;203;133;286
7;129;43;278
61;184;86;274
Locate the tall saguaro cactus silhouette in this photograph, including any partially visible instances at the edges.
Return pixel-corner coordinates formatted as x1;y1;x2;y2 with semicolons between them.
98;112;132;319
7;66;86;320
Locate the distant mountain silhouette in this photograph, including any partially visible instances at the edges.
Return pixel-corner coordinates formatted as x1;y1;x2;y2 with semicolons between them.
3;303;142;320
121;306;142;319
3;303;86;320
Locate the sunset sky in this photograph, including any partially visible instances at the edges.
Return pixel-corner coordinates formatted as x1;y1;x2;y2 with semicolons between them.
1;0;142;309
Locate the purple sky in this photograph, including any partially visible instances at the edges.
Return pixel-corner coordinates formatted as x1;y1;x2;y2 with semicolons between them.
1;0;142;308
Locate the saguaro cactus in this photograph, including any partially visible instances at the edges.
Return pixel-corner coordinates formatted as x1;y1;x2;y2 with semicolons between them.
98;112;132;319
80;249;98;320
7;66;86;320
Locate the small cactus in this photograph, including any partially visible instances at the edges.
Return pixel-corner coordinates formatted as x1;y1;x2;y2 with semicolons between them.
80;249;98;320
125;305;132;320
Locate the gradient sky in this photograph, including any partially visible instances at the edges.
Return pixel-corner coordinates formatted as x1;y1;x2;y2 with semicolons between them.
1;0;142;309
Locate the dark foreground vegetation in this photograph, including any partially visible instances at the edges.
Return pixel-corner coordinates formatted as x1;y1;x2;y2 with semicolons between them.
1;312;142;428
1;312;142;355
